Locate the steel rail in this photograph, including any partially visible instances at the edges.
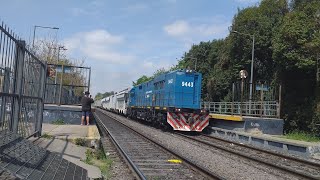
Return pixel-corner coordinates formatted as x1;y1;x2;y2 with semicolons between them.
95;108;224;180
94;112;147;180
202;134;320;167
175;133;320;180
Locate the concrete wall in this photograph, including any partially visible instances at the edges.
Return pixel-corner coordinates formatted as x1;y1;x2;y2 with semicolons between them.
210;117;284;135
43;105;95;124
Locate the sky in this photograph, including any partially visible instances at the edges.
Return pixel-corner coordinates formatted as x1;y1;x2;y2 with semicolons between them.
0;0;261;96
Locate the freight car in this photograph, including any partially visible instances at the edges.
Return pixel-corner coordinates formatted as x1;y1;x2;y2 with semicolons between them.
99;88;130;115
127;69;209;131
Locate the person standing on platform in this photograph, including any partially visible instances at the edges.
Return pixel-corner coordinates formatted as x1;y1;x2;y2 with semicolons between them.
81;91;94;125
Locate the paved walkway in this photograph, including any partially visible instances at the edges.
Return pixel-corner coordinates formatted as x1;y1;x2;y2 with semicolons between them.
38;123;102;179
42;123;100;141
34;137;102;179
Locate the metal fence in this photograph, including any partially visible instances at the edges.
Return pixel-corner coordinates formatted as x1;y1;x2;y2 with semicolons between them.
45;64;90;105
0;22;46;137
203;81;281;118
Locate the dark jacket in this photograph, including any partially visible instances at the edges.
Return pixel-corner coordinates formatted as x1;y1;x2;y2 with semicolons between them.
81;96;94;111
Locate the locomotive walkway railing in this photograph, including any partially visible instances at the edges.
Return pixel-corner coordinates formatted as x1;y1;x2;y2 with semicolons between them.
0;21;47;137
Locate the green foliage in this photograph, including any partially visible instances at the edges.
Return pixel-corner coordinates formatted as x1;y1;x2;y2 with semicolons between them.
152;68;168;77
51;119;65;125
283;131;320;142
85;148;113;178
95;91;114;100
132;75;153;86
74;138;86;146
41;133;53;139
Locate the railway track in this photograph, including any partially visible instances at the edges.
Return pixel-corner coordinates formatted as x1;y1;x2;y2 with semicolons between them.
94;109;223;180
175;133;320;180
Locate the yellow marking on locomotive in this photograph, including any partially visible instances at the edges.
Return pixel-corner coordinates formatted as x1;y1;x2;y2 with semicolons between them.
209;113;243;121
163;107;167;110
147;106;150;109
168;159;182;163
155;107;160;109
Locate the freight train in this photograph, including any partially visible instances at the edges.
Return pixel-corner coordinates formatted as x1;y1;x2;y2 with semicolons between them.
95;69;209;132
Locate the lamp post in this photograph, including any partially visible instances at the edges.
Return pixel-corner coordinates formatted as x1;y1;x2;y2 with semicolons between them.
185;49;208;71
316;10;320;111
32;25;59;48
186;57;198;71
232;31;255;105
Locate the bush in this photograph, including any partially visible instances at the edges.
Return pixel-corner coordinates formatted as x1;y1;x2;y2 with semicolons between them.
85;148;112;178
41;133;53;139
74;138;86;146
284;131;320;142
51;119;65;125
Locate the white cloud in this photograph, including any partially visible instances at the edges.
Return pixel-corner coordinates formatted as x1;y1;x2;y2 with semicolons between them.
164;18;230;42
63;30;178;96
164;20;190;37
64;30;134;64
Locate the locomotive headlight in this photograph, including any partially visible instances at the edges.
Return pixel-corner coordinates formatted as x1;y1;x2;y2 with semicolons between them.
200;109;208;114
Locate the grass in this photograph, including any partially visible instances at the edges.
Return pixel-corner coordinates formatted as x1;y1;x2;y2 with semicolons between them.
41;133;53;139
84;148;113;179
283;131;320;142
51;119;65;125
74;138;87;146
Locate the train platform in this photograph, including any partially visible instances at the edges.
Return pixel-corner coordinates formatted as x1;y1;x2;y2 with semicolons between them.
209;126;320;158
42;123;100;148
209;113;284;135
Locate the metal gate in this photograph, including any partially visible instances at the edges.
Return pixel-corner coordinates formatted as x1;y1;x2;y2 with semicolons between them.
0;22;46;137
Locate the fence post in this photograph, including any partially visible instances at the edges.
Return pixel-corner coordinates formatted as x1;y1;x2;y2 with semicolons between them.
11;40;25;133
0;68;10;128
240;78;244;116
260;83;264;117
36;63;47;136
58;64;64;105
277;84;282;119
232;83;235;115
88;67;91;92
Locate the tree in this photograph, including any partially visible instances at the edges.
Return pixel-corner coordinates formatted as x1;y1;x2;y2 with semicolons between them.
272;0;320;132
94;91;114;100
132;75;152;86
152;68;167;77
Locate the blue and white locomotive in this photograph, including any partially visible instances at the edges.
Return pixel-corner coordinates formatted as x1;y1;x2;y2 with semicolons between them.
127;69;209;131
98;69;209;132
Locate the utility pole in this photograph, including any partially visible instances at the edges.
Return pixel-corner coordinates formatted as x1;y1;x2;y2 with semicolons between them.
53;46;67;104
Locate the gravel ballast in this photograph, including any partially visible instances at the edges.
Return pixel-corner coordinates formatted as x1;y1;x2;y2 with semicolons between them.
101;110;304;180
